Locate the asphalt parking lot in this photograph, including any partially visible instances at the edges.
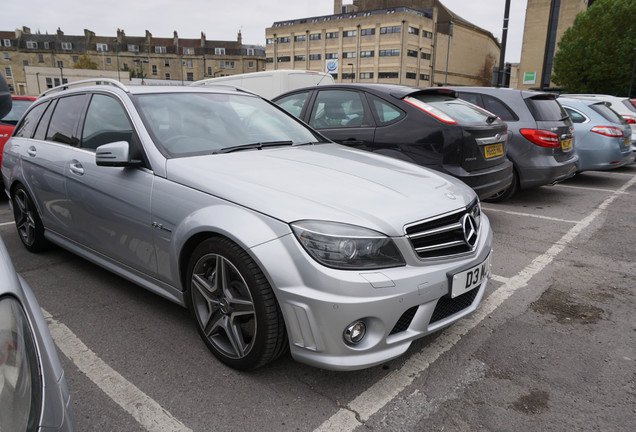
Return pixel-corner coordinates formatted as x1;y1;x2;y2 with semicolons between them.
1;165;635;432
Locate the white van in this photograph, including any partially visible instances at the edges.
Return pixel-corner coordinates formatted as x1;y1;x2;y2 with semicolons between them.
191;70;334;99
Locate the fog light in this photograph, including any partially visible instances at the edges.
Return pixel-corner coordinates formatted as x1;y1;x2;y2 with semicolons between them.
343;321;366;345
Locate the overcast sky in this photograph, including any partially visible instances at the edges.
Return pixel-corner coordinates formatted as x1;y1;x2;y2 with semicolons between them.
3;0;528;63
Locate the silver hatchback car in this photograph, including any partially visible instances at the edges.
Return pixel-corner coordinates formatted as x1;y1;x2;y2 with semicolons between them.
2;80;492;371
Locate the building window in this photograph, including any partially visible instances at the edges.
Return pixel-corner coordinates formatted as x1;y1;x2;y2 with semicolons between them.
221;60;235;69
96;43;108;51
380;26;401;34
309;54;321;60
248;60;255;69
186;60;193;68
343;30;357;37
277;56;290;63
325;32;339;39
266;38;274;45
2;39;10;47
165;73;171;80
38;54;44;63
361;28;375;36
294;35;306;42
165;59;170;66
408;27;419;35
61;42;72;50
155;46;166;54
343;52;356;59
360;72;373;79
265;57;273;63
44;41;50;49
325;53;338;59
128;44;139;52
152;65;157;75
187;72;193;81
309;33;321;40
294;55;306;61
247;48;255;56
406;72;417;79
420;74;430;81
207;66;212;76
72;56;79;62
23;60;29;66
407;50;418;58
4;67;11;77
379;49;400;57
106;58;111;65
360;50;374;58
215;47;226;55
46;77;52;88
378;72;399;79
277;37;290;43
56;60;63;68
1;53;7;60
423;31;433;38
183;47;194;55
341;73;355;80
26;41;38;49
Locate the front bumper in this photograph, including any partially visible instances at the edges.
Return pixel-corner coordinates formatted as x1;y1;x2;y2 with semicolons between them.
251;215;493;371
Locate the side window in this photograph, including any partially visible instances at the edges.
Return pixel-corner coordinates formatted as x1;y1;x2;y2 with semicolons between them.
370;96;404;125
564;107;586;124
14;101;50;138
46;94;88;146
34;100;57;140
274;92;309;118
309;90;367;129
457;92;482;106
482;95;518;121
82;94;133;150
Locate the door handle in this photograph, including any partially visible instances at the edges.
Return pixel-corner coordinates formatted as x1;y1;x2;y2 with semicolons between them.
27;146;37;157
69;160;85;175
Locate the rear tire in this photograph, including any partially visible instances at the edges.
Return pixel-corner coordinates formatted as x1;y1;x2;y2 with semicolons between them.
12;184;50;252
484;168;519;203
186;237;287;370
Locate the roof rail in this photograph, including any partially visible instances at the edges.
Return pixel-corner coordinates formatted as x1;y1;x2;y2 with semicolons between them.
189;81;257;95
39;78;129;98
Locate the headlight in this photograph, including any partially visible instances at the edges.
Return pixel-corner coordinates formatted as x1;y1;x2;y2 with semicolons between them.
291;220;405;270
0;296;42;431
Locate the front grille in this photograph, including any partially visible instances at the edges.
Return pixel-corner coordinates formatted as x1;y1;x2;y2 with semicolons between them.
430;287;479;324
389;306;418;335
405;199;481;259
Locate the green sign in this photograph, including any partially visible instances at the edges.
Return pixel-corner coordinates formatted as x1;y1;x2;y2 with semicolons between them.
523;72;536;85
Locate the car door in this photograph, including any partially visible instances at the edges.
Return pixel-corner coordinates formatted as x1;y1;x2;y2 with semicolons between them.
305;89;376;148
65;92;158;276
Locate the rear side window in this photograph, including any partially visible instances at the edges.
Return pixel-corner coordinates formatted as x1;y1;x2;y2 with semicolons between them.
46;94;88;146
590;103;626;124
13;101;49;138
370;96;403;125
563;107;587;124
82;94;133;150
526;97;567;121
481;95;518;121
275;92;309;118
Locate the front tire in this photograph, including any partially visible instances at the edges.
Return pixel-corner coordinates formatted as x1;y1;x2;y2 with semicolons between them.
186;237;287;370
12;184;50;252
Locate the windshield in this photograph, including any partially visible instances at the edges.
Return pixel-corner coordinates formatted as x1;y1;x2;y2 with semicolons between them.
134;92;324;157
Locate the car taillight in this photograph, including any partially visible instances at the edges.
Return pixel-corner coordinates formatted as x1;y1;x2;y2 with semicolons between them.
519;129;560;148
590;126;624;137
403;96;457;124
621;114;636;124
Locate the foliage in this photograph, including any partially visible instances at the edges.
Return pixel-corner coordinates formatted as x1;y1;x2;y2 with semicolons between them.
478;55;497;87
72;54;99;70
552;0;636;95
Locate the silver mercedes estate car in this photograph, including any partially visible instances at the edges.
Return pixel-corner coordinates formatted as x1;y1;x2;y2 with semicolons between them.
2;80;492;370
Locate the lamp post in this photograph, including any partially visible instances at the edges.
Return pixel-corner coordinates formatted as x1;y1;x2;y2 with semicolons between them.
444;21;453;85
113;39;120;81
348;63;354;82
36;72;41;93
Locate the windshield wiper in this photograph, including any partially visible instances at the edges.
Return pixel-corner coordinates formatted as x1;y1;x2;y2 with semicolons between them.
215;140;294;154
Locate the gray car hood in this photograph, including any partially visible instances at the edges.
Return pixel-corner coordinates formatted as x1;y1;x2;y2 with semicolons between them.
165;144;475;236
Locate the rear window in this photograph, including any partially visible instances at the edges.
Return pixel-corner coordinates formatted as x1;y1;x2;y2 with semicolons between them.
411;94;495;123
526;97;567;121
590;103;626;124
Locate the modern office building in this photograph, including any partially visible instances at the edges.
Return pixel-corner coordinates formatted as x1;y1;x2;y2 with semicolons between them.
265;0;501;87
1;27;266;95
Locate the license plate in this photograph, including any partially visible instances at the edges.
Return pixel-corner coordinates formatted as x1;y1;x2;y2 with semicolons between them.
484;142;504;159
561;138;573;150
451;253;491;298
625;137;630;147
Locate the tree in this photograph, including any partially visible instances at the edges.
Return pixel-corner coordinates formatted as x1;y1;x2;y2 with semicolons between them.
72;54;99;70
552;0;636;95
477;54;497;87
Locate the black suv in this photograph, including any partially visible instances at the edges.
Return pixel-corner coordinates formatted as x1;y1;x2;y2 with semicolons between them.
273;84;513;200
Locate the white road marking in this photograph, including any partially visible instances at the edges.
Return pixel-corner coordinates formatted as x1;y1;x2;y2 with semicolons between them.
490;274;509;284
481;207;578;224
556;184;631;194
0;221;14;227
42;309;192;432
314;174;636;432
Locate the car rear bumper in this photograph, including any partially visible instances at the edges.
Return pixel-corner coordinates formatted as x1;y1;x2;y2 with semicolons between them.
515;154;578;189
443;160;514;200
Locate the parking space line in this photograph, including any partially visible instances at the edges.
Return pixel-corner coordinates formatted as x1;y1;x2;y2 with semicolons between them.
555;184;631;194
481;207;578;224
41;308;193;432
490;274;509;284
315;173;636;432
0;221;14;227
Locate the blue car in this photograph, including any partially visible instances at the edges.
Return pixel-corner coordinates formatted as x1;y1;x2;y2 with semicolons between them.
558;97;633;172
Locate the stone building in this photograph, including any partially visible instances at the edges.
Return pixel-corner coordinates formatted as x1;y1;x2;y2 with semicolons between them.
1;27;266;95
265;0;501;87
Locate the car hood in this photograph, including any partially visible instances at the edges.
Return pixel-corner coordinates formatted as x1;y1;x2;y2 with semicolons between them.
165;143;475;236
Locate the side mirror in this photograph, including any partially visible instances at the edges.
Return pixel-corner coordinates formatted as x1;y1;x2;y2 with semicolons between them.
95;141;141;167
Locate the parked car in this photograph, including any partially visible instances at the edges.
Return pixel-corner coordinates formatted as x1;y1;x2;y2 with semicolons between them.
0;96;36;189
272;84;513;200
448;87;579;201
2;79;493;371
558;97;633;171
